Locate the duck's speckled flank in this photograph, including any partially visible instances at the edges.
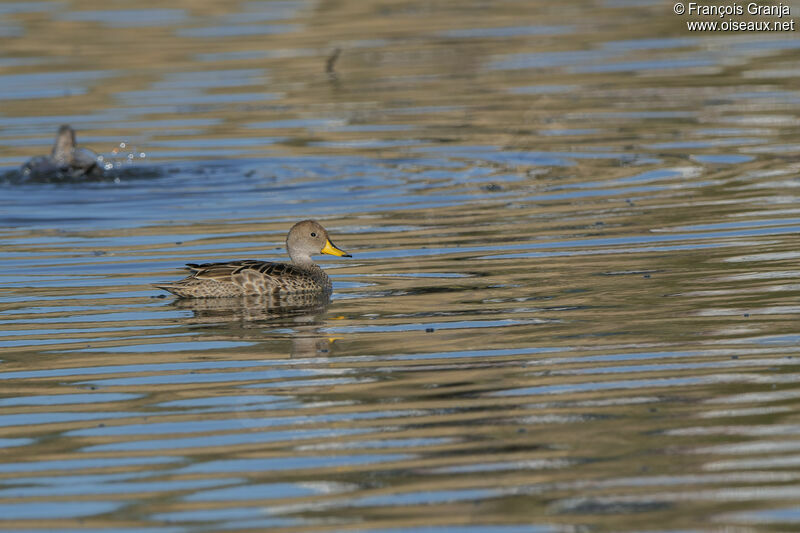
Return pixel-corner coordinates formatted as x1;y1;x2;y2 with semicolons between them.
156;260;330;298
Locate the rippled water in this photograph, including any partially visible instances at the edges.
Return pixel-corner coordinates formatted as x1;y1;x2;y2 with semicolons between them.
2;0;800;531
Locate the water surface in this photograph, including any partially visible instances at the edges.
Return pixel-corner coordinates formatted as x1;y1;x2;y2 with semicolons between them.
2;0;800;531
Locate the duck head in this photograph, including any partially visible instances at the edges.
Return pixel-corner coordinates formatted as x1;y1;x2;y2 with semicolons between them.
286;220;351;264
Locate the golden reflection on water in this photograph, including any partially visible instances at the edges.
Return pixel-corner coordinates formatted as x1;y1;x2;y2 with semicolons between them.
2;0;800;531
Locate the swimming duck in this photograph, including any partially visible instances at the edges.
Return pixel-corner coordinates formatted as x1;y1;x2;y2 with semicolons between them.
21;125;101;180
156;220;351;298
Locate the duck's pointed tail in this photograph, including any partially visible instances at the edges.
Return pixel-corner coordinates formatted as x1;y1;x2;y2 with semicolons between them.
153;283;184;297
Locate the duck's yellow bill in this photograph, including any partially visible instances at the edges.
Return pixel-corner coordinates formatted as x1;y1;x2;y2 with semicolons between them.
321;239;351;257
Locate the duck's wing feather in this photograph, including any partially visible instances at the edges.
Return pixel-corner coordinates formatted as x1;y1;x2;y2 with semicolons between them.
185;260;305;280
184;260;257;279
186;260;320;291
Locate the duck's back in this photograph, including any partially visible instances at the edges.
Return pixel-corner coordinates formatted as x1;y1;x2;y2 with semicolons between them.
156;260;330;298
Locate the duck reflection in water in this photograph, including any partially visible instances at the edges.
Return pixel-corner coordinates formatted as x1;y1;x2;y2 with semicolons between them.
21;125;102;181
172;293;338;358
173;291;331;324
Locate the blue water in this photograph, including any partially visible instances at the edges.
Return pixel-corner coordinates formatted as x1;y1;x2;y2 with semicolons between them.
2;0;800;532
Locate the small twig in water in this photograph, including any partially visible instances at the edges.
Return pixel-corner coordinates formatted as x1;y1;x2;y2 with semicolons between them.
326;47;341;79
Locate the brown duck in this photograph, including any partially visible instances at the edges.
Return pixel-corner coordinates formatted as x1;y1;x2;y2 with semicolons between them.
156;220;351;298
21;125;101;180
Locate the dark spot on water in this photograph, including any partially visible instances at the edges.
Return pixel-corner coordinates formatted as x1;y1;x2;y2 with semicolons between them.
92;250;106;256
731;355;738;359
743;313;750;317
559;499;670;515
152;294;167;299
175;241;183;245
425;328;435;333
482;183;503;192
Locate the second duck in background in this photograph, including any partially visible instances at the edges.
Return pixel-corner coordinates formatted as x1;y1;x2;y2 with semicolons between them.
21;124;102;181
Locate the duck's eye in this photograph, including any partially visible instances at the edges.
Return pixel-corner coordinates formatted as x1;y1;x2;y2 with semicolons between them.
310;232;317;237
